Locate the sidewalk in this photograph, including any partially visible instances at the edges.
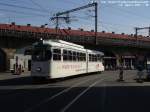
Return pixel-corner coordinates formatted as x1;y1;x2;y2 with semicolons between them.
0;71;30;80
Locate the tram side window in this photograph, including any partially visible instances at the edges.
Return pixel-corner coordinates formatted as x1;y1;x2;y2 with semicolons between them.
76;52;80;61
79;53;82;61
73;51;77;61
84;53;85;61
68;51;73;61
79;53;85;61
95;55;98;62
63;50;73;61
89;54;92;61
97;54;102;62
93;55;95;61
90;54;97;62
79;53;81;61
93;55;95;62
63;50;85;61
92;54;94;61
80;53;82;61
53;49;61;60
77;52;80;61
63;50;68;61
80;53;86;61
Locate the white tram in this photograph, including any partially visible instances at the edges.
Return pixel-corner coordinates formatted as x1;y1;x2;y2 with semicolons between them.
31;39;104;79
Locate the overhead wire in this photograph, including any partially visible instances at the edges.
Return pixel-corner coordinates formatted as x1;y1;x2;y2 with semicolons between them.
8;0;32;5
104;4;150;21
1;0;148;35
50;2;135;32
0;2;49;13
29;0;50;13
61;0;84;5
0;8;48;17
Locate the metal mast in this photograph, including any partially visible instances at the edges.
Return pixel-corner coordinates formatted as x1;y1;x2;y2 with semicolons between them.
51;2;98;44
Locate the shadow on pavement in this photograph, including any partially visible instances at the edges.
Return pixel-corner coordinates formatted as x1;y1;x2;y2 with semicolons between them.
0;76;37;85
0;86;150;112
0;73;100;86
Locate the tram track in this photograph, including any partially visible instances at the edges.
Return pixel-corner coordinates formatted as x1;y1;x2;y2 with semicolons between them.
0;73;105;112
0;71;138;112
24;72;119;112
24;74;103;112
0;73;102;96
60;72;137;112
0;71;136;97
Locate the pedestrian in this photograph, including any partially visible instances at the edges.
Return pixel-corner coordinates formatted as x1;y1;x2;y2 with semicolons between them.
117;63;124;81
18;64;22;75
15;63;18;75
136;64;143;83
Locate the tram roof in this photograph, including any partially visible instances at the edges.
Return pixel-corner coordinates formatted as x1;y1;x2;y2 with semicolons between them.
43;39;85;50
34;39;104;54
87;49;104;56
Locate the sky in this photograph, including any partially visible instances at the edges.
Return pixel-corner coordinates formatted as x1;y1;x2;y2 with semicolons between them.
0;0;150;35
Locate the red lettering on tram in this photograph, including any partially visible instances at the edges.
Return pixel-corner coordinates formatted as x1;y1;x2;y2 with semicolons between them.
62;65;81;69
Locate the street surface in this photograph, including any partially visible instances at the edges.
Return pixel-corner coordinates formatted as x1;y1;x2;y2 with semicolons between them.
0;70;150;112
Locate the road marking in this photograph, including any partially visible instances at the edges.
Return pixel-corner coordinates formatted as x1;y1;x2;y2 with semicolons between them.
60;79;102;112
24;71;137;112
24;76;99;112
60;73;133;112
60;73;134;112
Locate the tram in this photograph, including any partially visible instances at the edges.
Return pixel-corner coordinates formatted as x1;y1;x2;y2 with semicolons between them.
31;39;104;79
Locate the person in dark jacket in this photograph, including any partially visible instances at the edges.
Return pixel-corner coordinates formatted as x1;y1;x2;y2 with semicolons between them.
136;64;144;83
118;63;124;81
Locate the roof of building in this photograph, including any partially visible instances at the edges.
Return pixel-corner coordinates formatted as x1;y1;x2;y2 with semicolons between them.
0;23;150;42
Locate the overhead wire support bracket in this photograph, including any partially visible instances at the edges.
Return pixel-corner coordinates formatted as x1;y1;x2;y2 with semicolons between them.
51;2;98;44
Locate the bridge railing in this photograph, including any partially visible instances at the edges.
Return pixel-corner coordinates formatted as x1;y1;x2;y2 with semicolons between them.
1;29;150;48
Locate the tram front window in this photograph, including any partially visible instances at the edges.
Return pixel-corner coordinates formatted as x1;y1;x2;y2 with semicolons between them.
32;45;51;61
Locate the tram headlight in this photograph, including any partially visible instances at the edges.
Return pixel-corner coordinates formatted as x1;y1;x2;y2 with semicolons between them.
36;67;41;72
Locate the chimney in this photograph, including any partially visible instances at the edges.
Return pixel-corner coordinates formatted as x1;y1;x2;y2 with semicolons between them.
68;27;71;30
130;34;133;36
80;28;83;31
27;24;31;27
41;25;44;28
11;22;15;25
102;31;105;33
91;29;94;32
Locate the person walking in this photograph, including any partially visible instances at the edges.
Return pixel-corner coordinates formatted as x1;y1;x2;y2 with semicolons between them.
136;64;143;83
117;63;124;81
117;56;124;81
